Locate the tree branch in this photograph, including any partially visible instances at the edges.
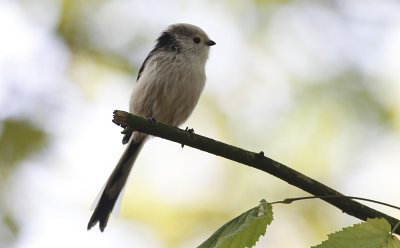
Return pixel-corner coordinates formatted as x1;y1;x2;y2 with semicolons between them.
112;110;400;234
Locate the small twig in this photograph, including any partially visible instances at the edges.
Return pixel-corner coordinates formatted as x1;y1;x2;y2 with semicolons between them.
271;195;400;211
112;110;400;235
392;221;400;234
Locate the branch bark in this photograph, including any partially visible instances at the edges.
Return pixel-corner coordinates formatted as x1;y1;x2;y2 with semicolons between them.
112;110;400;234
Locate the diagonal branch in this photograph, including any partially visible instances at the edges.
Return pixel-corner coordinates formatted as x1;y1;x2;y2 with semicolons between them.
112;110;400;234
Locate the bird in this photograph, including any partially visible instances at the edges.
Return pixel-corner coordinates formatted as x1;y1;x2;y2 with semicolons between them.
87;23;215;231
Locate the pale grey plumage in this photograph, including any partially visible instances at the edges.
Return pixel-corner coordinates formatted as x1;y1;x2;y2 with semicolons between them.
88;23;215;231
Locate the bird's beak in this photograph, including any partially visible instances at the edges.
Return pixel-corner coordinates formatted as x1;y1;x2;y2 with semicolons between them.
206;40;216;46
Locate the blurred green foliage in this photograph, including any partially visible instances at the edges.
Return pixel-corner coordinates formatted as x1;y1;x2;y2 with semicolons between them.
0;120;46;178
0;120;46;247
253;0;292;4
295;71;394;127
123;193;234;247
3;214;18;237
57;0;137;74
0;213;18;248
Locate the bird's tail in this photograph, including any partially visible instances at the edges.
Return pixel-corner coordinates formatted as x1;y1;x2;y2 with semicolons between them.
87;138;145;231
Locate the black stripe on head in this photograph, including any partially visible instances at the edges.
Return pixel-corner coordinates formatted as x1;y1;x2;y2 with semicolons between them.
155;31;181;52
137;30;181;81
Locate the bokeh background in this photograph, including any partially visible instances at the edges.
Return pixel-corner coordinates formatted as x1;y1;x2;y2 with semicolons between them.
1;0;400;247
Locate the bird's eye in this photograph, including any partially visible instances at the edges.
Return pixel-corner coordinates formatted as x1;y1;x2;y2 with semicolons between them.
193;37;201;44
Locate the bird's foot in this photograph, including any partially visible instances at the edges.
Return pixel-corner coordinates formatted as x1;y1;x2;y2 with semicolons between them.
181;127;195;148
147;117;156;124
121;127;133;145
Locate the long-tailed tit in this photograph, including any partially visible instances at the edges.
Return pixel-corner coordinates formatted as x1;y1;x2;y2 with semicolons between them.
87;23;215;231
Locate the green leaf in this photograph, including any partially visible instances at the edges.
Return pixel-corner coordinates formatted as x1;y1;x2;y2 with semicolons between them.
198;199;273;248
313;218;400;248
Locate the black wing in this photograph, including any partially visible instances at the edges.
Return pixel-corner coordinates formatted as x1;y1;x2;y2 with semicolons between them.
137;49;157;81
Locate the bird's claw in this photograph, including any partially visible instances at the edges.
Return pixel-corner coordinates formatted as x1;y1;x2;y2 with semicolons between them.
185;127;194;134
147;117;156;124
121;127;134;145
181;127;195;148
121;127;131;135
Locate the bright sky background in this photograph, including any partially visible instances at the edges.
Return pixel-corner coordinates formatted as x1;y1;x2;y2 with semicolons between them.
1;0;400;247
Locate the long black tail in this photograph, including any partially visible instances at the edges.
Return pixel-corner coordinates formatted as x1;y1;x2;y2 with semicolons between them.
87;139;145;231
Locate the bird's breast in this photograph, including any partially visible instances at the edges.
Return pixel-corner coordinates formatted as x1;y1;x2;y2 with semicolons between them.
130;56;206;126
